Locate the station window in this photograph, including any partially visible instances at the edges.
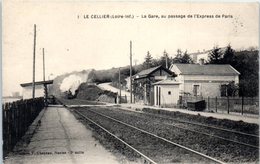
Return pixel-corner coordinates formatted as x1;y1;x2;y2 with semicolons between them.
168;91;171;95
193;85;200;96
220;84;227;97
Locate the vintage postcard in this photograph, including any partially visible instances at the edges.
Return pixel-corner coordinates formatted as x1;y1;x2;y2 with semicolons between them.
2;1;259;163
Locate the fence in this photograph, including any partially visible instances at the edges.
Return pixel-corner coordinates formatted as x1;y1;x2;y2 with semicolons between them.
2;97;45;157
181;96;259;115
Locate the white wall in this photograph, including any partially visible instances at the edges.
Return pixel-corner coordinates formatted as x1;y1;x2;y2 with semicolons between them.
22;85;44;99
183;74;239;82
184;82;220;97
182;74;239;97
154;84;180;106
170;64;239;97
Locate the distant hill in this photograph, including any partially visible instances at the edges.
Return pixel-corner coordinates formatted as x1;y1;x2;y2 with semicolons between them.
49;64;143;97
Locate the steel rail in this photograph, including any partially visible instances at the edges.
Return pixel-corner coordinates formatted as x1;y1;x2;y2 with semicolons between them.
74;109;157;164
85;108;226;164
57;98;258;138
118;106;259;138
163;123;259;149
173;118;259;138
111;108;259;149
156;114;259;138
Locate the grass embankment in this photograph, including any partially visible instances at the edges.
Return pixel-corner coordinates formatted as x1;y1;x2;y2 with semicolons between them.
57;84;118;105
142;107;258;134
76;84;117;103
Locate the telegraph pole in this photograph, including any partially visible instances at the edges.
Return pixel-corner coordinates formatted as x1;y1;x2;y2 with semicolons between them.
32;24;36;99
119;67;121;104
43;48;48;106
130;41;133;103
43;48;45;81
164;50;168;69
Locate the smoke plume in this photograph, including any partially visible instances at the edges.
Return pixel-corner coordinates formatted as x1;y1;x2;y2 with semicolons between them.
60;72;89;95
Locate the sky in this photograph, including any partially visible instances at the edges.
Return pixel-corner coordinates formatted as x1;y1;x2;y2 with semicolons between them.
3;1;259;96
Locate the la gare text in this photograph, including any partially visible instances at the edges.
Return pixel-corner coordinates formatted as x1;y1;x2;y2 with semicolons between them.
78;14;233;19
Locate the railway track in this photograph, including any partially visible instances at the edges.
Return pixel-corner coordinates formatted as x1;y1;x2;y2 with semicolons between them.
74;109;157;164
114;107;259;148
56;94;258;163
72;106;259;163
138;109;259;137
74;108;225;164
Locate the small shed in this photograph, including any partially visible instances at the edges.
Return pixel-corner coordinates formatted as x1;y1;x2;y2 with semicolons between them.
133;65;176;105
20;80;53;99
153;79;180;107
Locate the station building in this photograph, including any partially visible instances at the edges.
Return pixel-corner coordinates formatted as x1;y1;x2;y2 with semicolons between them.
20;80;53;99
169;64;240;98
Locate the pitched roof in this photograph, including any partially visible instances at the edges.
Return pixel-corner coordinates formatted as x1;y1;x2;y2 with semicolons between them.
153;79;181;85
136;65;161;77
173;64;240;75
134;65;174;79
20;80;53;87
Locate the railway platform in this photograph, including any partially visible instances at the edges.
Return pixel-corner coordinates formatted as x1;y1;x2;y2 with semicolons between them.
4;106;120;164
119;103;259;124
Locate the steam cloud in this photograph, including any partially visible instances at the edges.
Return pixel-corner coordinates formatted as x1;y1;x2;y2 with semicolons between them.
60;72;89;95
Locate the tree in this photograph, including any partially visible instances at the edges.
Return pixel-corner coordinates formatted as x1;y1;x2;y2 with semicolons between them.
172;49;193;64
143;51;153;69
227;81;239;97
234;50;259;97
222;44;235;65
158;50;171;68
208;46;223;64
220;81;239;97
112;70;127;88
151;58;161;67
181;51;193;64
176;49;182;57
239;77;258;97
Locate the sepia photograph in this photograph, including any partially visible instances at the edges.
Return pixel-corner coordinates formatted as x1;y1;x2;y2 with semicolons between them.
2;1;259;163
